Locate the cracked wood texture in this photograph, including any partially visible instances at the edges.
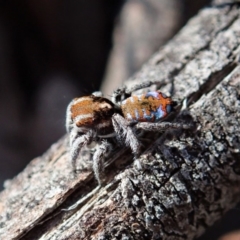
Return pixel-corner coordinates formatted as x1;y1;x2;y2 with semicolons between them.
1;2;240;240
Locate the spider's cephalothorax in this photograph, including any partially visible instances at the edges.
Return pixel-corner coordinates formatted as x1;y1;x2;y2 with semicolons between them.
66;81;192;185
66;95;118;137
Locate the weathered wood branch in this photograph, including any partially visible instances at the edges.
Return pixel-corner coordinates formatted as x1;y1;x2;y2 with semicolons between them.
1;2;240;240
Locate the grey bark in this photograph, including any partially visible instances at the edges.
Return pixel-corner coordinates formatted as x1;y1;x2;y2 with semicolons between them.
1;2;240;240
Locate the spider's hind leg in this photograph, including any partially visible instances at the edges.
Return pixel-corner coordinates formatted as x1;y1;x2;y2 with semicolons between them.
135;121;194;132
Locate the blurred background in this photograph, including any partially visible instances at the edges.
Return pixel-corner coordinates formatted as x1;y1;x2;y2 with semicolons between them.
1;0;240;239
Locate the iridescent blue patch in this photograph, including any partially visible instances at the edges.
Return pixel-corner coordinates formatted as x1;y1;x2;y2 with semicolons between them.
145;91;160;99
135;109;140;120
126;113;133;120
161;92;167;98
142;106;165;122
143;109;154;121
166;104;172;113
155;106;165;121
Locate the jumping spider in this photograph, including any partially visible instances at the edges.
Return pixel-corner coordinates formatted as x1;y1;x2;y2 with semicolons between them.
66;81;192;185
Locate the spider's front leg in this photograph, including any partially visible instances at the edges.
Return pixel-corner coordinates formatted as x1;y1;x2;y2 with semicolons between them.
69;129;96;173
92;140;112;185
112;80;169;105
111;86;130;105
112;113;142;157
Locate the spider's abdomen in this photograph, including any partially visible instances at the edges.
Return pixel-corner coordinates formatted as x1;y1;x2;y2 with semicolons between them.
121;91;173;122
68;95;115;135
